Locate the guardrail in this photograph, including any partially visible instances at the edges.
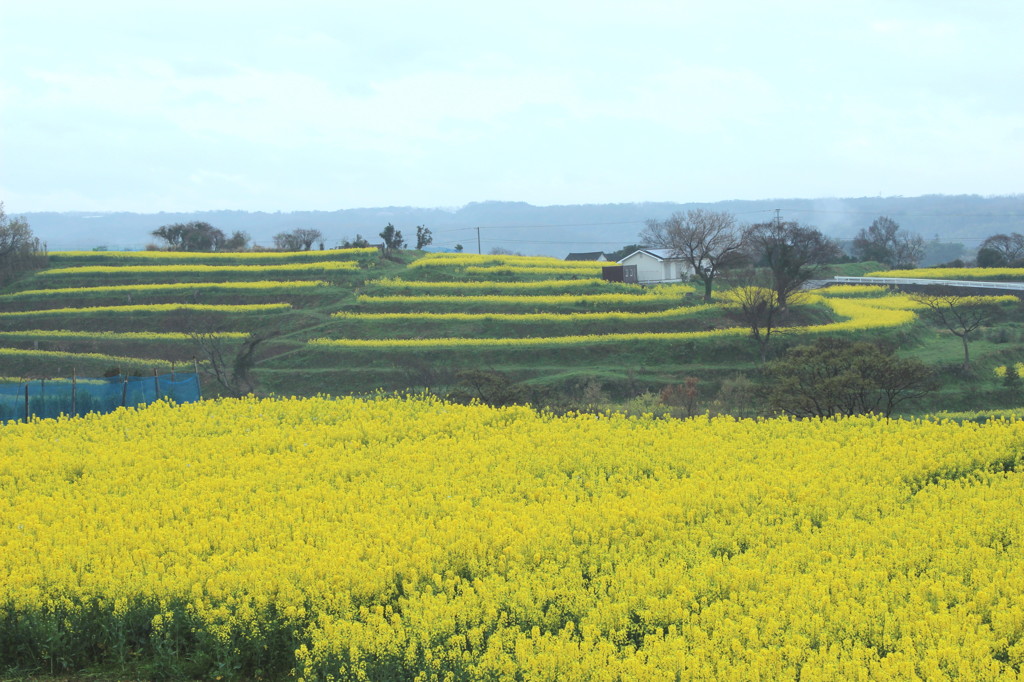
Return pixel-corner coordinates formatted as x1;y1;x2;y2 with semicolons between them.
833;276;1024;291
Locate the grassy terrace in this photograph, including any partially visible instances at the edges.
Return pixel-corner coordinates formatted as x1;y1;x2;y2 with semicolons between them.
0;250;375;377
0;251;1021;414
47;246;377;264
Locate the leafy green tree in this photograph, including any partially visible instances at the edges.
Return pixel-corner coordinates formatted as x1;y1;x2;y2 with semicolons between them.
380;223;405;250
415;225;433;249
605;243;644;262
339;234;371;248
223;230;250;251
152;221;227;251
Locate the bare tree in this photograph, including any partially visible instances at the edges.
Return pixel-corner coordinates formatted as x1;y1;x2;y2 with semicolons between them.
891;232;927;269
0;202;46;284
851;216;925;268
910;289;1001;372
640;209;746;302
728;282;789;363
977;233;1024;267
872;353;936;417
189;331;277;396
765;338;933;418
273;228;323;251
742;219;842;308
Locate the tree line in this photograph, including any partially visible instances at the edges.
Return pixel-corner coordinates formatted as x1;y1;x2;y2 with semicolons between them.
639;209;930;304
637;209;1014;412
148;222;435;253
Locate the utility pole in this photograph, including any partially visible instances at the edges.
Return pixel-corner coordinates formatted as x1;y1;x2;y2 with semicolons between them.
476;226;481;254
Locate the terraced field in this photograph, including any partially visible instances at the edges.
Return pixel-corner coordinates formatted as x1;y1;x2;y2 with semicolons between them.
1;251;1017;401
0;249;378;382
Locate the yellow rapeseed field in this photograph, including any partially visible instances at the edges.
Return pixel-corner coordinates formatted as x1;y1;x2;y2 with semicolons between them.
2;396;1024;679
50;248;376;261
817;284;891;296
365;277;614;290
0;303;291;317
319;291;1014;350
2;281;329;298
356;286;692;307
867;267;1024;281
408;253;604;269
0;347;178;367
0;329;247;341
38;262;359;277
463;265;607;276
332;304;725;323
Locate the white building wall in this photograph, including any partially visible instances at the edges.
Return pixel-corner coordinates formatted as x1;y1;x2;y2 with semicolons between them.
618;251;692;283
619;252;665;283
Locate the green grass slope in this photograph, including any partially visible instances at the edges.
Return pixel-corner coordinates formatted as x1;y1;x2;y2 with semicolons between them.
0;251;1021;416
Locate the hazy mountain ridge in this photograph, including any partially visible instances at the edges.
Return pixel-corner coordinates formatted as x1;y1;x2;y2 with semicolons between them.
21;194;1024;258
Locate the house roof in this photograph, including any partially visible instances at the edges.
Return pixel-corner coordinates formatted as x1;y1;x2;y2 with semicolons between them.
618;248;681;263
565;251;605;261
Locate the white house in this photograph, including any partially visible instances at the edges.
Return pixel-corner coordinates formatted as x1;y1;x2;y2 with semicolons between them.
617;249;692;284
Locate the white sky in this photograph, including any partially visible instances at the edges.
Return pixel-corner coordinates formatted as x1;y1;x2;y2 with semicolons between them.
1;0;1021;213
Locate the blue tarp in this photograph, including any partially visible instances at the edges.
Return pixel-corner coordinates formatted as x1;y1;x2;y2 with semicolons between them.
0;373;201;422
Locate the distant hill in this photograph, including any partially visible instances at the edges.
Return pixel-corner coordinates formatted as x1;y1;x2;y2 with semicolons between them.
21;194;1024;259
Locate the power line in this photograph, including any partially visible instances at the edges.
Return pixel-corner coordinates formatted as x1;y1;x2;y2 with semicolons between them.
432;219;647;234
426;207;1023;235
777;208;1024;218
490;238;638;245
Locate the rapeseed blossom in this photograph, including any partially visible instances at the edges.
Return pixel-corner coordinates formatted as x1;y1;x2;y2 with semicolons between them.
314;292;922;349
38;262;359;277
867;267;1024;280
0;330;247;341
818;284;891;296
2;281;328;298
994;363;1024;379
365;277;618;291
464;265;606;275
3;396;1024;679
408;253;604;269
0;303;291;317
356;286;691;306
332;304;725;323
0;347;178;367
50;248;376;261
